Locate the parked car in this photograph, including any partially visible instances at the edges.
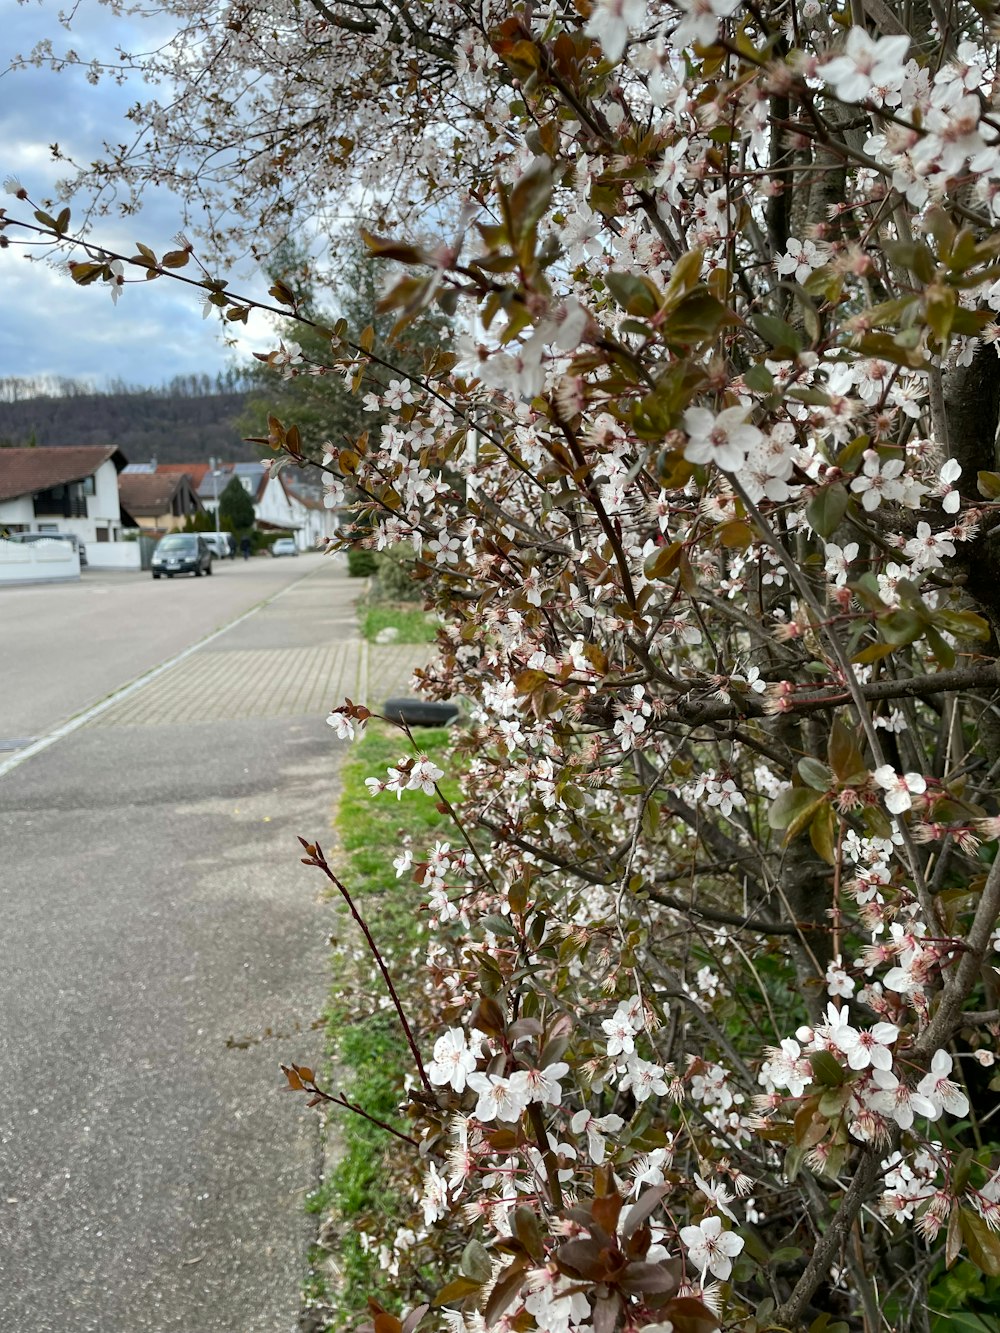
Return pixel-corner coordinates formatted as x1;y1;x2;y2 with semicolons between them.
8;531;88;567
150;533;213;578
271;537;298;557
199;532;235;560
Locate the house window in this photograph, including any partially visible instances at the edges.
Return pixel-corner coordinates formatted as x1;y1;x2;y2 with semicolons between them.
96;527;110;543
37;523;59;533
81;476;95;496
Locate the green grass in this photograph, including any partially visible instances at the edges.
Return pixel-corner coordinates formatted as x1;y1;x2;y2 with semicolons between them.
360;605;438;644
307;721;455;1328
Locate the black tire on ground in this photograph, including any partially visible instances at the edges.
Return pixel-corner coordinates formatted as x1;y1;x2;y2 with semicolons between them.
382;697;459;728
167;573;174;579
152;573;160;580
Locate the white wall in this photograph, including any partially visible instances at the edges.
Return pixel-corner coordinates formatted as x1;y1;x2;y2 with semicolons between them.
0;538;80;583
86;541;142;570
0;496;35;528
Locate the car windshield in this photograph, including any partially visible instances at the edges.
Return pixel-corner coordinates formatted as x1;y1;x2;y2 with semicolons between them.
157;536;197;551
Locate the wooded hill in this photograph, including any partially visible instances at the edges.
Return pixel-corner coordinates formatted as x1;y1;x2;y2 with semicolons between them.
0;374;262;464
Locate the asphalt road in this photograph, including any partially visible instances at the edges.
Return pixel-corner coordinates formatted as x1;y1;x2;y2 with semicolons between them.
0;559;365;1331
0;555;331;749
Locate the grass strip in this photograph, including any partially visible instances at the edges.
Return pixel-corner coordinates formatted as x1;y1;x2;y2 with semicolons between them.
306;721;455;1329
361;605;438;644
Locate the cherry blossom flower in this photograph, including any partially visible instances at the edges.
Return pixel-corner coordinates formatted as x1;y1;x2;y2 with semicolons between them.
617;1055;669;1102
583;0;645;63
694;1173;740;1222
674;0;741;47
428;1027;480;1093
904;522;956;571
408;756;445;795
602;1010;637;1057
683;406;763;472
775;238;827;283
916;1051;970;1119
833;1020;899;1071
759;1038;812;1097
850;451;907;511
825;958;856;999
822;28;910;103
872;765;926;815
570;1109;625;1164
108;258;126;305
679;1215;745;1281
383;378;414;410
467;1071;530;1123
325;708;360;741
824;541;859;588
870;1069;939;1129
509;1062;569;1106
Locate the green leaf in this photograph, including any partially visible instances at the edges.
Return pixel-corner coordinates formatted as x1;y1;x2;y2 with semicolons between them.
806;483;849;538
752;313;803;355
744;362;775;394
809;1049;846;1087
460;1239;493;1284
925;625;956;669
434;1276;483;1306
770;1247;803;1265
798;756;833;791
881;609;926;646
480;914;517;937
605;271;661;318
936;609;991;641
960;1208;1000;1277
508;159;554;243
768;787;822;831
852;641;897;665
661;248;705;309
810;803;837;866
662;288;733;345
828;719;865;782
978;470;1000;499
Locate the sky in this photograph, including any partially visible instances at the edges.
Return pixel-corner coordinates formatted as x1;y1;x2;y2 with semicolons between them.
0;2;274;392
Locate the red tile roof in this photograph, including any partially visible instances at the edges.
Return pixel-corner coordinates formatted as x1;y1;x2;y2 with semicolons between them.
118;471;200;516
156;462;212;487
0;446;124;503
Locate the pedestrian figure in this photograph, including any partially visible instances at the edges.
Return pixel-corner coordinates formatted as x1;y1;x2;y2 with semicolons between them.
240;535;251;560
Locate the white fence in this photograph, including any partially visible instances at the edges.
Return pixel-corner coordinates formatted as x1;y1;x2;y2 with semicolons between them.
87;542;142;570
0;538;80;584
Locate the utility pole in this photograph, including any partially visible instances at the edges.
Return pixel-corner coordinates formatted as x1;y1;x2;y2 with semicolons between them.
210;456;220;535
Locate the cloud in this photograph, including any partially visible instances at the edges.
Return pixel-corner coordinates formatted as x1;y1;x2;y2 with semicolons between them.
0;2;277;388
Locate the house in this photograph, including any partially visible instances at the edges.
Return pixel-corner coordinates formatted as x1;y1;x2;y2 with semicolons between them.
255;467;340;549
183;461;268;515
151;459;339;549
118;469;203;533
0;446;132;552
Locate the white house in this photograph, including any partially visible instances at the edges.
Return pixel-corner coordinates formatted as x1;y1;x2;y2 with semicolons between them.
0;446;133;561
255;468;340;549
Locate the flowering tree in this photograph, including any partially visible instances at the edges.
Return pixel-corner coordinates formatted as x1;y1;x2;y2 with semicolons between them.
9;0;1000;1328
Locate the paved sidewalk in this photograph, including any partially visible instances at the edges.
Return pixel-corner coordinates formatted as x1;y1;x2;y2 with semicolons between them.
85;567;434;729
